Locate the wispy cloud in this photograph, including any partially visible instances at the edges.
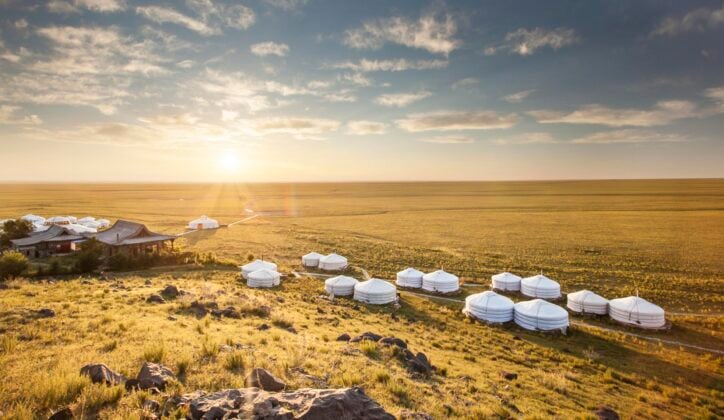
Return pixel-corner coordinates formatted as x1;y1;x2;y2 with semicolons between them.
0;105;42;125
250;116;340;140
323;91;357;103
528;100;703;127
136;6;216;35
326;58;448;72
136;2;255;36
263;0;308;11
250;42;290;57
375;91;431;107
419;136;474;144
346;120;386;135
486;27;579;56
343;11;461;56
451;77;479;89
704;85;724;110
396;110;518;132
650;6;724;37
47;0;126;14
494;132;557;145
502;89;535;103
571;129;689;144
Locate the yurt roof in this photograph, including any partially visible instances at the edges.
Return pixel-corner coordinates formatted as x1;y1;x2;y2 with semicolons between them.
521;274;559;288
514;299;568;320
423;270;459;283
466;291;514;309
355;278;396;293
47;216;71;223
325;275;358;287
397;267;424;277
22;214;45;222
320;253;347;263
609;296;664;316
190;215;217;223
97;219;111;225
242;259;277;271
78;216;96;223
492;272;522;281
303;252;324;259
66;223;97;234
248;269;280;280
568;290;608;305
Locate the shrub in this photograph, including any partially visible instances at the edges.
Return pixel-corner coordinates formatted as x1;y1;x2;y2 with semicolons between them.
0;251;28;280
74;238;104;273
0;219;33;248
143;344;167;363
224;351;246;372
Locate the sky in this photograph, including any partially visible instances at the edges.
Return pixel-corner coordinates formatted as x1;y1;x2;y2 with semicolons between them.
0;0;723;182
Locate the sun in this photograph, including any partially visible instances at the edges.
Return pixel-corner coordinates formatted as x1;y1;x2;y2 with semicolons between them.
218;154;241;172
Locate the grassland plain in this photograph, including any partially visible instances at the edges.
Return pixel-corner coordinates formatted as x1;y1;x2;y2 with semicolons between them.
0;180;722;418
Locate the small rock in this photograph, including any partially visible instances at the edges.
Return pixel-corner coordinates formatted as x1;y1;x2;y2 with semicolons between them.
168;315;177;321
210;309;223;318
405;351;432;374
349;332;382;343
142;399;161;413
146;294;165;304
316;307;325;314
500;371;518;381
125;378;140;391
399;410;433;419
80;363;126;385
37;308;56;318
48;406;73;420
219;345;234;353
257;323;270;331
244;368;286;391
378;336;407;349
336;333;351;341
596;406;620;420
276;296;285;303
161;285;179;299
221;306;241;319
144;279;152;285
137;362;175;390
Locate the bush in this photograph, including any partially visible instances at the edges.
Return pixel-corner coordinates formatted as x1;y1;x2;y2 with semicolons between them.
74;238;104;273
0;251;29;280
0;219;33;248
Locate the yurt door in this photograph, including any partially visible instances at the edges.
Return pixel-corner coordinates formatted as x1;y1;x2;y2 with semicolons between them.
197;223;204;230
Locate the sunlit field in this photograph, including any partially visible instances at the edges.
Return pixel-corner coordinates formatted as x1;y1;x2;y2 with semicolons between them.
0;180;722;418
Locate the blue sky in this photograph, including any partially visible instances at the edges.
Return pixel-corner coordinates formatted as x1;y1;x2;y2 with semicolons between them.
0;0;722;182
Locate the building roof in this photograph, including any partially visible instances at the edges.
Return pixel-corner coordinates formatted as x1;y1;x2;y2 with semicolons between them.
11;225;84;247
94;220;176;246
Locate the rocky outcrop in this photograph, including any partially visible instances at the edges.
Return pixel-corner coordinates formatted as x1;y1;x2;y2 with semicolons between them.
146;294;165;304
245;368;286;391
160;285;179;299
403;350;433;375
378;337;407;349
336;333;350;342
596;406;620;420
137;362;175;390
174;386;394;420
37;308;56;318
80;363;126;385
349;332;382;343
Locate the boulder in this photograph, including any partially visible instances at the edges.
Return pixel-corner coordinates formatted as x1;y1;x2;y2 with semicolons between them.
80;363;126;385
37;308;56;318
500;371;518;381
137;362;175;390
336;333;351;342
48;406;73;420
349;332;382;343
245;368;286;391
221;306;242;319
142;399;161;413
146;294;165;304
257;323;271;331
405;351;432;375
596;406;620;420
160;285;179;298
378;337;407;349
180;387;394;420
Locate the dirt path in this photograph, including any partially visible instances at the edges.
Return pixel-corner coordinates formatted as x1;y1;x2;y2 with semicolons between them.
227;214;259;226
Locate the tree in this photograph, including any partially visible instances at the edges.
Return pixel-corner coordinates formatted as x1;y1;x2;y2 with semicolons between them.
0;251;28;280
74;238;104;273
0;219;33;248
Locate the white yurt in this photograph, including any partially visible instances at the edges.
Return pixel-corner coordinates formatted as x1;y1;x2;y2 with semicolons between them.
78;216;96;224
80;220;102;229
97;219;111;229
32;223;50;232
22;214;45;224
324;275;358;296
67;216;78;223
45;216;71;226
318;253;348;271
463;291;515;323
396;267;424;288
491;272;522;291
521;274;561;299
66;223;97;234
567;290;609;315
241;259;278;279
514;299;569;332
422;270;460;293
188;215;219;230
609;296;666;329
353;278;397;305
301;252;324;268
247;269;281;288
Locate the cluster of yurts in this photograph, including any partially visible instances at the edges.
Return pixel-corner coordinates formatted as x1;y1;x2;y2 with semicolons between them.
239;252;667;333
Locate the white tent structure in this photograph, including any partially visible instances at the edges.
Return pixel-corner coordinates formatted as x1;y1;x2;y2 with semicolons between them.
422;270;460;293
463;291;515;323
241;260;278;279
301;252;324;268
609;296;666;329
521;274;561;299
567;290;609;315
318;253;348;271
80;220;102;229
354;279;397;305
188;215;219;230
45;216;71;226
247;269;281;288
514;299;569;333
396;267;424;288
491;272;522;291
324;275;358;296
67;216;78;223
66;223;97;234
78;216;96;224
97;219;111;229
22;214;45;224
